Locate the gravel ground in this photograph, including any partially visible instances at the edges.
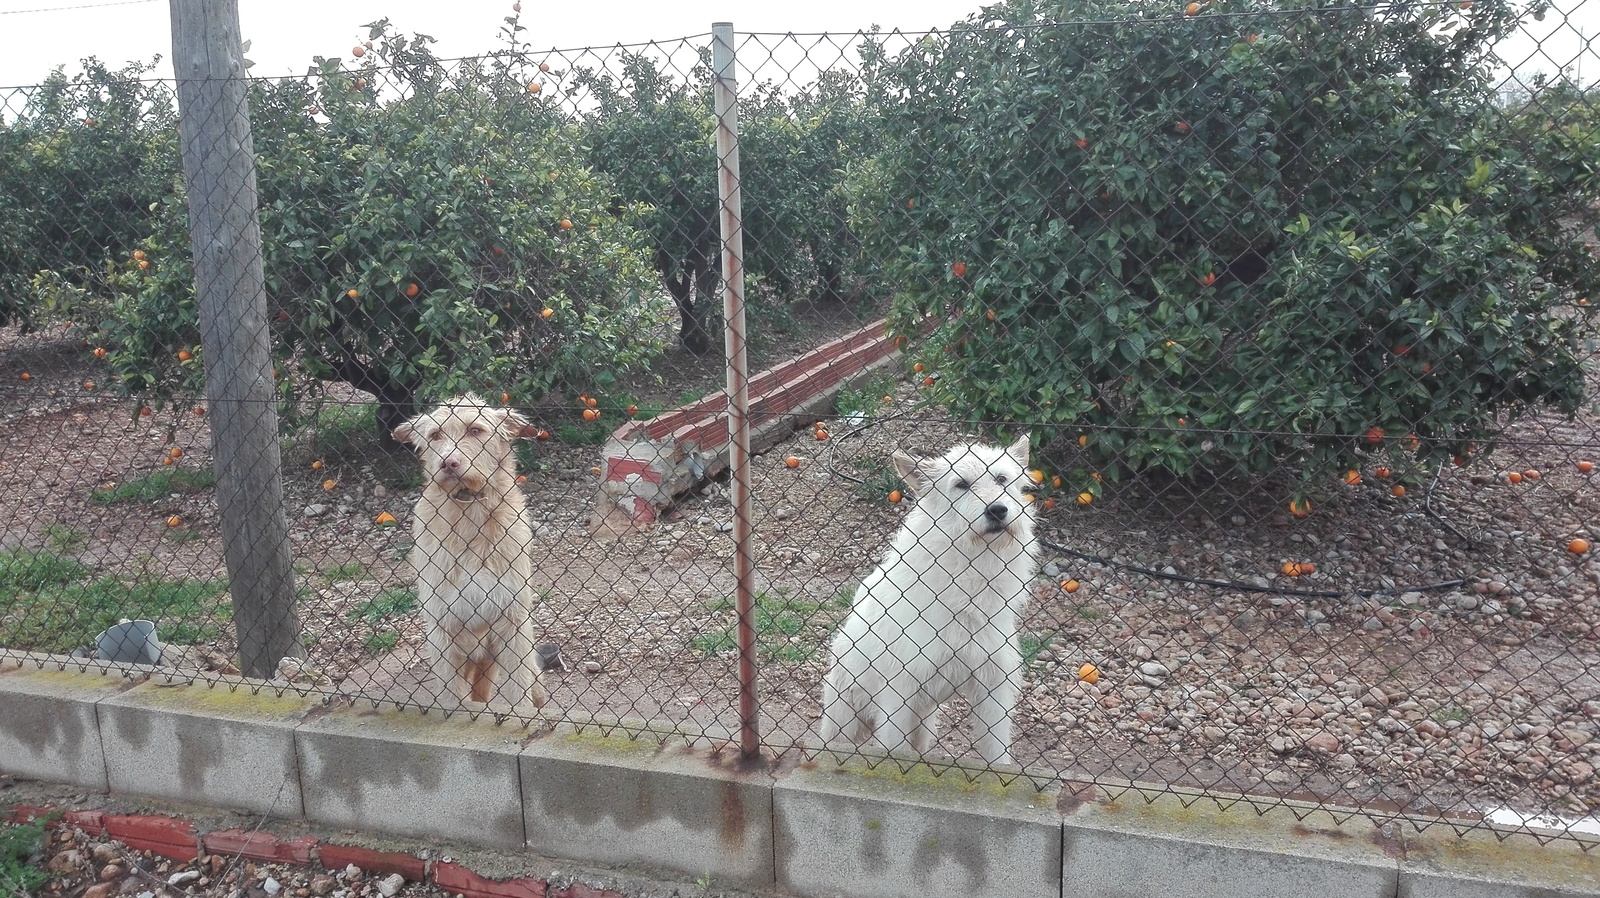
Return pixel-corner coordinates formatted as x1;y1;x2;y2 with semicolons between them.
2;314;1598;843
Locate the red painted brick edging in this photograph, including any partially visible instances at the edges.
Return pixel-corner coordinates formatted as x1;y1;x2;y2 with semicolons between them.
5;806;624;898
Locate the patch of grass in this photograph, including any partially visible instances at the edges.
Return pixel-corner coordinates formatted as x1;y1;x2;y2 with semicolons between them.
0;552;228;654
1074;606;1108;622
849;455;907;503
323;561;368;581
295;402;378;459
553;421;612;446
363;630;400;655
1019;631;1057;666
90;467;215;505
43;524;87;553
690;589;840;663
0;816;51;898
1432;705;1470;724
345;587;417;623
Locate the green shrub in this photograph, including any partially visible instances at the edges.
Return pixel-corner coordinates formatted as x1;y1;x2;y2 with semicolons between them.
855;0;1600;483
87;21;667;440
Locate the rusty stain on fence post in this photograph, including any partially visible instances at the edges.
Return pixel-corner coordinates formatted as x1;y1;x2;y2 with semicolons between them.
712;22;760;759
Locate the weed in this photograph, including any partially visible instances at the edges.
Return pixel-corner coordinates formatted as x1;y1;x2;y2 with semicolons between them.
690;589;840;663
90;468;215;505
0;816;51;898
364;630;400;654
322;561;368;581
1018;631;1058;666
1075;606;1107;621
345;587;417;623
849;455;906;502
42;524;87;553
1432;705;1470;724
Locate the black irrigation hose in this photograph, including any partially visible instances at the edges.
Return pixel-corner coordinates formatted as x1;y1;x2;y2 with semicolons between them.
814;411;1471;601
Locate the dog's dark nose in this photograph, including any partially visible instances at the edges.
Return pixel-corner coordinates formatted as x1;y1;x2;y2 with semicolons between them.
984;502;1010;523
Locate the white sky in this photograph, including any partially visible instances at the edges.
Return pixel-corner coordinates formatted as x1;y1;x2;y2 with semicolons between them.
0;0;1596;89
0;0;983;86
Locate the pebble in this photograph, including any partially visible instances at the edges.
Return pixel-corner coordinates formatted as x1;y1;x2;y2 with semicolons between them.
376;874;406;898
582;660;602;674
169;871;201;886
263;877;281;896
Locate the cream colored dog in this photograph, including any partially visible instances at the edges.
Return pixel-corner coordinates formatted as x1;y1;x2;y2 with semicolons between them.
820;435;1038;765
393;393;548;711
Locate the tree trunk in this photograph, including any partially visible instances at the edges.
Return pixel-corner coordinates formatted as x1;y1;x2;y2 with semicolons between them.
170;0;303;678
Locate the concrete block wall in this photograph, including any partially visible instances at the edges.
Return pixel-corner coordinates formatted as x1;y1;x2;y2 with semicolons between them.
3;655;1598;898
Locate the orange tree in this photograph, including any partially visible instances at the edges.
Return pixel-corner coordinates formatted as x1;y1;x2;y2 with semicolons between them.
578;54;875;355
855;0;1600;482
0;59;178;328
93;22;664;439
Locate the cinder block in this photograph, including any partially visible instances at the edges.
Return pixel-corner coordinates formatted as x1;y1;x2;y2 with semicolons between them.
97;676;316;817
0;655;133;790
773;759;1061;898
297;705;529;849
1398;823;1600;897
1060;789;1398;898
521;732;774;887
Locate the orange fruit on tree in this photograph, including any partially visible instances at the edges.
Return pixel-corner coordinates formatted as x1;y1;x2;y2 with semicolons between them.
541;308;555;319
1077;491;1094;506
405;283;420;298
1074;138;1088;149
527;82;542;93
351;45;365;57
913;362;924;373
132;250;146;261
1029;469;1045;484
93;347;107;359
626;404;638;417
1078;434;1088;447
176;348;192;362
582;408;600;422
1569;538;1590;555
1200;272;1217;286
951;261;967;277
1288;497;1311;517
1051;475;1063;489
501;392;512;405
559;218;573;230
923;376;935;387
1404;433;1421;452
346;289;359;300
1185;1;1201;13
586;397;599;409
137;259;150;271
1365;426;1384;444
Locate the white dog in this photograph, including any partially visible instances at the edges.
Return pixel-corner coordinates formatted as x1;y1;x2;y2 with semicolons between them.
820;435;1038;766
393;393;548;712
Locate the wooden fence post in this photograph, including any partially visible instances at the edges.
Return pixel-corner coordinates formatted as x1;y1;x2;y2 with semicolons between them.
169;0;302;678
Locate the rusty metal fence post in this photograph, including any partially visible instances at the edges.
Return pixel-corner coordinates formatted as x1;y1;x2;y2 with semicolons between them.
713;21;760;759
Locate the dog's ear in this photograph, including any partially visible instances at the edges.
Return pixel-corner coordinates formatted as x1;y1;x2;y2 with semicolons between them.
1005;433;1031;468
391;418;418;446
891;450;926;495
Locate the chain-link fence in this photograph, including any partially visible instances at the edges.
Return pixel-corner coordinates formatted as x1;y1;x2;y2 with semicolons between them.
3;0;1599;850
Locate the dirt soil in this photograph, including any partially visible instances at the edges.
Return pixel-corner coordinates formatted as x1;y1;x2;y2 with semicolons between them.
2;304;1598;842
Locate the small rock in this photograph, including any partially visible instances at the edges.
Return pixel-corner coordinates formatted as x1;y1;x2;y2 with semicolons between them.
309;875;336;897
98;864;122;881
1306;731;1341;753
582;659;602;674
376;874;405;898
82;883;118;898
1138;661;1170;679
303;504;327;517
343;865;362;882
263;878;281;896
168;871;201;887
47;850;84;874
